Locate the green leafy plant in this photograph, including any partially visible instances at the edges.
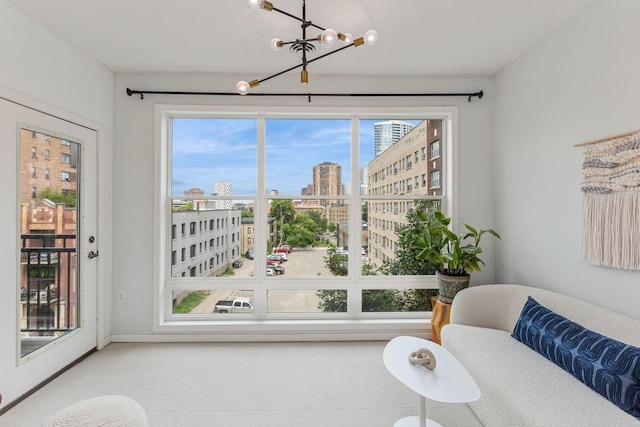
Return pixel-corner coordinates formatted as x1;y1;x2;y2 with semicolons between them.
414;210;500;276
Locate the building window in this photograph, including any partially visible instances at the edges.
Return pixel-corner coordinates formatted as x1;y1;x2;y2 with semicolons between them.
61;153;70;164
430;171;440;188
45;150;50;160
31;166;36;178
45;169;50;180
190;222;196;235
171;251;177;266
172;225;176;240
190;245;196;258
31;147;37;158
157;107;456;333
31;187;37;198
431;140;440;159
181;248;186;261
61;171;70;181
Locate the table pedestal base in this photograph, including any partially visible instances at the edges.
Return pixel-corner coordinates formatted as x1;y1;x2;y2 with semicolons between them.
393;416;442;427
393;396;442;427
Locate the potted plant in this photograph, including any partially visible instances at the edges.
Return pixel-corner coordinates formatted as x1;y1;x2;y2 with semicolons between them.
414;210;500;303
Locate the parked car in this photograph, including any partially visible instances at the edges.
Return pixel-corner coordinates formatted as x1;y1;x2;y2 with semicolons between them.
271;252;287;261
274;246;291;254
266;259;281;266
245;249;254;260
232;259;243;268
268;254;286;263
267;264;284;275
213;297;254;313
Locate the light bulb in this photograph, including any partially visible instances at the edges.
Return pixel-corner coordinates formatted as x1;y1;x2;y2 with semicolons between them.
247;0;263;10
343;33;353;44
270;38;284;51
321;28;338;47
364;29;378;46
236;81;251;95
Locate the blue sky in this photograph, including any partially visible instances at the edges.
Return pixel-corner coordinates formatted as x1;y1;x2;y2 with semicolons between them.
172;118;421;196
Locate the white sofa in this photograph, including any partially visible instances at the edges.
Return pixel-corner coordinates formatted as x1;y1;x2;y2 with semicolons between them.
441;284;640;427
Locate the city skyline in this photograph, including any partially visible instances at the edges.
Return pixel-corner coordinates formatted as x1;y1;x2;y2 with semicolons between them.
172;118;422;196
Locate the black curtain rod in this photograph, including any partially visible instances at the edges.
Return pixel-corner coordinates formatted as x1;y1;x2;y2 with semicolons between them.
126;88;483;103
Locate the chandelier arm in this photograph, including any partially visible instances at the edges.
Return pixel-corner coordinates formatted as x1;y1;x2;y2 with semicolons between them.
257;62;305;84
270;6;327;32
252;42;356;86
305;42;355;65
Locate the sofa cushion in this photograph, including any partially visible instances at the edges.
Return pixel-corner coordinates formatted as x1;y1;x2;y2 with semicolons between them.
512;296;640;420
442;323;640;426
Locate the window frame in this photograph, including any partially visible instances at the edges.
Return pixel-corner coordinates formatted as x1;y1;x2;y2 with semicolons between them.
153;105;458;338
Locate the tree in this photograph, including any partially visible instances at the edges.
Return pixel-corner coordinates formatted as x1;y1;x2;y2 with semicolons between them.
281;222;316;248
240;208;254;218
269;199;295;225
377;200;437;276
270;199;296;245
322;242;348;276
361;201;368;223
304;210;328;233
38;188;76;207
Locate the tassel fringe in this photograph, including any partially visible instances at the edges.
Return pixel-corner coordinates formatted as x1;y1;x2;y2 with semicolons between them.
582;192;640;269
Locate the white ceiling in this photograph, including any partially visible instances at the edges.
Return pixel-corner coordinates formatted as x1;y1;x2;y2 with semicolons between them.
7;0;593;77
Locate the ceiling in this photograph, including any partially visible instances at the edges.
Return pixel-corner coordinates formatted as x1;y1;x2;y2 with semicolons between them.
8;0;593;77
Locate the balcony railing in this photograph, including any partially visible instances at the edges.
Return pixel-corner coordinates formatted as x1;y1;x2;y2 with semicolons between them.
20;234;77;334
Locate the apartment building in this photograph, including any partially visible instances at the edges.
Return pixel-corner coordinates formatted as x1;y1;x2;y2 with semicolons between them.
312;162;344;208
170;209;242;278
366;120;442;267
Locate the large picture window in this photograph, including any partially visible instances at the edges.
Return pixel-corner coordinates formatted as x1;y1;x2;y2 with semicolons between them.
155;106;457;335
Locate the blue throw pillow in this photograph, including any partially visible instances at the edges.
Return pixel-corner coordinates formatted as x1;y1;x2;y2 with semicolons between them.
512;296;640;420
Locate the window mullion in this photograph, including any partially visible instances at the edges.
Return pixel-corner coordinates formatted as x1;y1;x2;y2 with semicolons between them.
255;115;268;319
348;117;362;318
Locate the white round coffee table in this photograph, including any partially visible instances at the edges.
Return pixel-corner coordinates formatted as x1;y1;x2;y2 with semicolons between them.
383;336;481;427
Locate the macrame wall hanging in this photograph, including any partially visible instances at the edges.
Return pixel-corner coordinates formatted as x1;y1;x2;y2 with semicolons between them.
576;130;640;270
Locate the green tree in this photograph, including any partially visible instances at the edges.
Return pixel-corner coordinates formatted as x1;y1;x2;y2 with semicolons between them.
322;243;348;276
281;222;316;248
362;201;368;222
377;200;437;276
240;208;254;218
269;199;296;225
38;188;76;207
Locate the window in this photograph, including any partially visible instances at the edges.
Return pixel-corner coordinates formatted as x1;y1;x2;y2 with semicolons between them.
430;171;440;188
31;187;36;198
61;153;70;164
31;166;36;178
431;140;440;159
31;147;36;158
45;150;50;160
45;169;50;180
156;107;456;334
61;171;70;181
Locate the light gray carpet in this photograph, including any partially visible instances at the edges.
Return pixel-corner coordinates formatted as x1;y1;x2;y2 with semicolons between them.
0;341;482;426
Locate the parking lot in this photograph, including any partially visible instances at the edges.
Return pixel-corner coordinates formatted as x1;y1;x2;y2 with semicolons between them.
189;247;332;314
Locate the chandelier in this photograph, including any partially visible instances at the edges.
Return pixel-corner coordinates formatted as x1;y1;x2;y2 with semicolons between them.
236;0;378;94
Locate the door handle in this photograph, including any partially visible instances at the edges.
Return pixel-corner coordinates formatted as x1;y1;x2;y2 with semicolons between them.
88;251;99;259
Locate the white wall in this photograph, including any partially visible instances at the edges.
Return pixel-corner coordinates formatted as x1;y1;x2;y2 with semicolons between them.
112;72;495;336
492;0;640;320
0;0;114;406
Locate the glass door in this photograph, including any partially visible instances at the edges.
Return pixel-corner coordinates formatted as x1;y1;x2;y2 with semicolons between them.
0;96;98;401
